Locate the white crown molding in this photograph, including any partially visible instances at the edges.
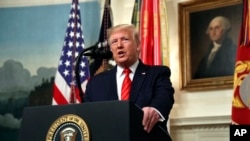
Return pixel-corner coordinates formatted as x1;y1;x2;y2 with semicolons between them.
170;115;231;126
0;0;94;8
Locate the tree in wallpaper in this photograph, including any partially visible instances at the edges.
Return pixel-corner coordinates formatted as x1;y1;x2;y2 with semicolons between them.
0;1;100;140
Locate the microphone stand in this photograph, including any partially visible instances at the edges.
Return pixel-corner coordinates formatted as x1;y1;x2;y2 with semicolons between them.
75;42;111;102
75;46;86;103
75;42;98;102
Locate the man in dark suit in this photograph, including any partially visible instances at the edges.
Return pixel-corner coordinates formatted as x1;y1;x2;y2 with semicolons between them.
194;16;236;78
83;24;175;140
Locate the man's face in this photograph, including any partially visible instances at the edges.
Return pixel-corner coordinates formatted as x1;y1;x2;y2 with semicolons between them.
109;29;140;67
208;20;225;43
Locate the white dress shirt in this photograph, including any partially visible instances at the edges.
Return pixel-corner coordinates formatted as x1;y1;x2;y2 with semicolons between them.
207;42;221;68
116;60;139;100
116;60;165;121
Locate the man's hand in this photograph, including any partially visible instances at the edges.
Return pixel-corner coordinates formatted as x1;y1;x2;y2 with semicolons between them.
142;107;160;133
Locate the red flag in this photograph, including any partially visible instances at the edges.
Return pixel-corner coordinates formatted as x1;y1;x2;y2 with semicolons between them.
52;0;90;105
140;0;162;65
231;0;250;124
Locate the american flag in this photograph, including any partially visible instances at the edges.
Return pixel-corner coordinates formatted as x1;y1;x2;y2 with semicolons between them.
52;0;90;105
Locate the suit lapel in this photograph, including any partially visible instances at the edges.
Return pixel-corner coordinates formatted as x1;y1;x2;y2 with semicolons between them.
106;67;119;100
130;62;149;101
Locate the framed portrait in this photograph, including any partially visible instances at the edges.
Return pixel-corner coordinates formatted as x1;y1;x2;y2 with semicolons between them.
178;0;243;91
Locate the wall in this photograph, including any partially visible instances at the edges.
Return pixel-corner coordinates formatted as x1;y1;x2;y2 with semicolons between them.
166;0;233;119
167;1;232;140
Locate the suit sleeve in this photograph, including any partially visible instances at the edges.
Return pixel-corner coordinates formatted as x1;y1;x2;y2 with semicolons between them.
149;66;175;120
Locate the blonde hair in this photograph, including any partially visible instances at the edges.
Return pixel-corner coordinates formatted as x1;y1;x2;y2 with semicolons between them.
107;24;140;45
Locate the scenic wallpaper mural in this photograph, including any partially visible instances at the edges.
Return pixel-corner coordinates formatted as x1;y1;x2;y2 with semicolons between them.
0;1;100;140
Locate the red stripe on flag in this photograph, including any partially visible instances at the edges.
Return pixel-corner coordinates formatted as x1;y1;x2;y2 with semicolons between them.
53;84;68;105
75;87;81;103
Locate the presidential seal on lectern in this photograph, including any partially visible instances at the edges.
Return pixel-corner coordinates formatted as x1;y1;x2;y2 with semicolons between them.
46;114;90;141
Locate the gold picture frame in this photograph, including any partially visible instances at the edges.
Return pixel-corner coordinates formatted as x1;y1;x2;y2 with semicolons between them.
178;0;243;91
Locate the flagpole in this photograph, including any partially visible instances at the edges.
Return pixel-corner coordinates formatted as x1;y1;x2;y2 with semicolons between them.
70;0;79;104
91;0;113;76
99;0;110;73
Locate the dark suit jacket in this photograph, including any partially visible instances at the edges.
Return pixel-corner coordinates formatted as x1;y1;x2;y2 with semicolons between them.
194;37;236;78
84;61;174;140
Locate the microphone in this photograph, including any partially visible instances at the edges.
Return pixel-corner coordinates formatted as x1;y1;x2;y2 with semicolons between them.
83;49;113;59
81;41;113;59
82;41;107;52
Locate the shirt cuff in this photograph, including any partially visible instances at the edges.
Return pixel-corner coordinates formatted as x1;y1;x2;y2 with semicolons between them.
152;107;165;122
